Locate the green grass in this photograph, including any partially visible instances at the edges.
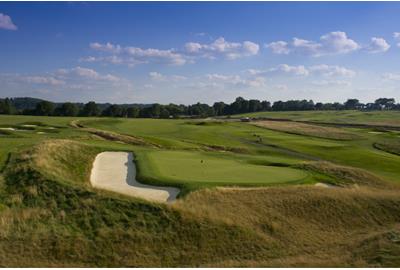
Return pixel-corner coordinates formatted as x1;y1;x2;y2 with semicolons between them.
236;110;400;127
1;113;400;266
80;116;400;184
135;150;310;191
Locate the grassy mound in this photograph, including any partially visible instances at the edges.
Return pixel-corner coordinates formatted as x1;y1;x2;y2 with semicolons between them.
30;140;100;188
373;141;400;156
175;186;400;267
297;161;393;188
0;140;276;267
1;139;400;266
253;120;360;140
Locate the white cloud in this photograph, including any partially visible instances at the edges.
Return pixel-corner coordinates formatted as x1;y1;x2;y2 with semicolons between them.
63;67;121;82
269;64;310;76
206;73;266;88
365;37;390;53
90;42;122;53
185;37;259;60
0;13;17;30
274;84;288;91
312;80;351;87
319;31;359;54
149;72;187;82
0;68;135;103
382;72;400;81
21;76;65;86
266;41;290;54
206;73;244;83
245;77;266;88
309;65;356;77
89;42;187;66
85;38;259;67
394;32;400;47
292;38;322;56
267;31;360;56
249;64;355;78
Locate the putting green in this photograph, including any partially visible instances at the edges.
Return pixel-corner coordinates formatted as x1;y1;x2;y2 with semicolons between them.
139;150;308;186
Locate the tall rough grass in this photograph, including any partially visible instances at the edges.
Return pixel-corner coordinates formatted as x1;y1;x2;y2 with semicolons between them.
253;120;360;140
0;139;399;266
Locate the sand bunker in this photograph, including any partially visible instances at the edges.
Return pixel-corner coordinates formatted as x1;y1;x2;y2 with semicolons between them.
90;152;179;203
0;127;15;131
315;182;336;188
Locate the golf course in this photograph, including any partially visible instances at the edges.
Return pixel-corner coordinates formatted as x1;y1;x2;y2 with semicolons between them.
0;111;400;266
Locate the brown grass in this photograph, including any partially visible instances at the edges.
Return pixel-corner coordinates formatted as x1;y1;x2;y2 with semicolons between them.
297;161;395;188
175;185;400;266
1;139;400;266
31;139;99;187
253;120;360;140
373;141;400;156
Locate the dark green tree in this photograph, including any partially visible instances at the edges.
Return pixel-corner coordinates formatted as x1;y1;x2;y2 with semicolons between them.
126;107;140;118
35;101;55;116
57;102;79;116
0;98;16;114
81;101;100;116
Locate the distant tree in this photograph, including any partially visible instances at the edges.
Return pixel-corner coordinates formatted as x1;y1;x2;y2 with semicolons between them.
249;99;262;112
159;107;170;118
213;102;226;116
150;104;161;118
272;101;284;111
332;102;344;110
261;100;271;111
165;103;185;117
0;98;16;114
102;104;123;117
35;101;55;116
230;97;250;114
375;98;395;110
81;101;100;116
126;107;140;118
344;99;361;110
56;102;79;116
315;102;324;110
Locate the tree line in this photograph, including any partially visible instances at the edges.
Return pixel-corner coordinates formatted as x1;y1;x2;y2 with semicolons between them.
0;97;399;118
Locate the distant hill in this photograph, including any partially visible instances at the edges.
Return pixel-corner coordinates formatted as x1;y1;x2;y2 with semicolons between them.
9;97;47;111
0;97;151;111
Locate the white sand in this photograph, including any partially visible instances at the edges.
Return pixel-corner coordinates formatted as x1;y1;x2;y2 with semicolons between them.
314;182;336;188
90;152;179;203
0;127;15;131
21;124;37;127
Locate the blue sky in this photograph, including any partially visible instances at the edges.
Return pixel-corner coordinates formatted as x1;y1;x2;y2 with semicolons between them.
1;2;400;104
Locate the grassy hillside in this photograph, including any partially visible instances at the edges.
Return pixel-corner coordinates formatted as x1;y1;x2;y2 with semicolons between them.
176;186;400;267
0;113;400;266
1;138;399;267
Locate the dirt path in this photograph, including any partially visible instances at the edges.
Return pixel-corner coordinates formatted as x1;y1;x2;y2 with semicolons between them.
90;151;179;203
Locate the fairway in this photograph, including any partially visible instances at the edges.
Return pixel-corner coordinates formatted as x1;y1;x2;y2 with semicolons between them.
139;150;308;186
